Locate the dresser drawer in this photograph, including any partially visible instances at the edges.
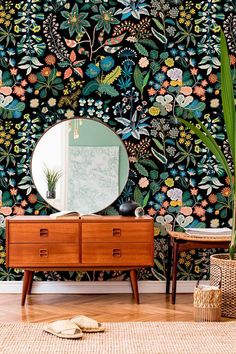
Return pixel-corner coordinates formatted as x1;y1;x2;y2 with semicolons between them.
82;242;153;266
8;243;79;267
8;223;79;243
82;222;153;243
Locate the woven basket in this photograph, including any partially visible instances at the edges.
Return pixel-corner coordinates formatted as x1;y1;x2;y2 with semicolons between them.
193;283;222;322
210;254;236;318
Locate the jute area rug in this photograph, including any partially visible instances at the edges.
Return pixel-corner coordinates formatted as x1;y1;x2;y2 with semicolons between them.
0;322;235;354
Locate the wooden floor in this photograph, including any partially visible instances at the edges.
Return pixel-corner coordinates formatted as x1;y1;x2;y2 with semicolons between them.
0;293;233;323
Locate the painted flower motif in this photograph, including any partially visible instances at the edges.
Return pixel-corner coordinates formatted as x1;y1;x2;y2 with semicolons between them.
156;94;173;112
0;94;13;107
167;188;183;201
148;106;160;116
176;214;194;228
176;94;194;107
85;63;101;78
115;0;149;20
91;5;120;34
167;68;182;81
138;57;149;68
156;214;173;233
138;177;149;188
100;56;115;72
61;4;90;36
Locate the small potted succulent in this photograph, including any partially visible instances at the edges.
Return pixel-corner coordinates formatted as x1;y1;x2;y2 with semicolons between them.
178;30;236;317
43;166;62;199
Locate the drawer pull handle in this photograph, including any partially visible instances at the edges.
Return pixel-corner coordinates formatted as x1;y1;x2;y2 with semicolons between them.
112;228;121;237
112;248;121;257
39;249;48;257
40;229;48;238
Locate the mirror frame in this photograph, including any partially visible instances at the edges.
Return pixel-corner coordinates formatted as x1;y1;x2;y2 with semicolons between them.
30;117;130;213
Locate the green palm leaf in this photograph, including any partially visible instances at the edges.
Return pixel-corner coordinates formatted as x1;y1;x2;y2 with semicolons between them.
221;30;236;167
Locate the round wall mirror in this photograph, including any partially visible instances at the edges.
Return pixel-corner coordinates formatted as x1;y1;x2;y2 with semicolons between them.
31;118;129;214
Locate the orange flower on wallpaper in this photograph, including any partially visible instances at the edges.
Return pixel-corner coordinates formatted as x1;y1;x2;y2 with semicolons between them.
193;85;205;96
41;67;51;77
13;85;25;97
13;205;25;215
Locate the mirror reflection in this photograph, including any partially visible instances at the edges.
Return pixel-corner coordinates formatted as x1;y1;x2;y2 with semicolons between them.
31;118;129;214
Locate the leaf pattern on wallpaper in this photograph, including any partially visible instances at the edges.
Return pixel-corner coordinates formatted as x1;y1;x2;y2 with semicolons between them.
0;0;234;282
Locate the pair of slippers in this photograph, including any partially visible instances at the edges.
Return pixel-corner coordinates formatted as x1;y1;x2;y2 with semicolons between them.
44;315;105;339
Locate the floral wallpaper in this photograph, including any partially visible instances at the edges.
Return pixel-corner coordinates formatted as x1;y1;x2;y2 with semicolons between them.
0;0;234;282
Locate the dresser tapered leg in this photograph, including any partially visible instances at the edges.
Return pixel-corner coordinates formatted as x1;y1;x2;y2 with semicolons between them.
27;271;34;295
21;270;31;306
130;269;140;304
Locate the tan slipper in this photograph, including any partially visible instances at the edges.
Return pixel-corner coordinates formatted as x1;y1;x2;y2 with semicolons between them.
71;315;105;333
43;320;83;339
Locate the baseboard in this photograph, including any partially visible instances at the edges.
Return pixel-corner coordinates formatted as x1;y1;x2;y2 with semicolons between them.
0;280;210;294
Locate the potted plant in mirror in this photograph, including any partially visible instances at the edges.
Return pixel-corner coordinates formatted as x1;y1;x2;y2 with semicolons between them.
43;166;62;199
178;30;236;318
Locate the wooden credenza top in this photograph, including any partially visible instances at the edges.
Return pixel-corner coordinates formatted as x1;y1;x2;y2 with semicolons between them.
6;215;153;223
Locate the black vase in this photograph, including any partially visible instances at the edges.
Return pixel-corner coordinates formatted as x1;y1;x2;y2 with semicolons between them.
119;200;139;216
46;190;56;199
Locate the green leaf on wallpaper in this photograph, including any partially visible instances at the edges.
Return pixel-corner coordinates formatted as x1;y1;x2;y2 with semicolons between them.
139;39;158;49
153;138;164;151
139;159;158;170
134;185;143;205
160;52;169;60
58;61;70;68
142;191;150;207
150;181;160;194
2;191;14;207
143;71;150;87
151;148;167;164
150;170;159;180
134;65;143;93
152;18;164;32
102;66;122;84
150;62;160;74
104;206;119;215
152;267;166;281
134;42;149;56
82;80;99;95
150;50;159;59
151;28;167;44
98;84;119;97
182;71;194;86
220;208;227;219
135;162;149;177
160;172;168;180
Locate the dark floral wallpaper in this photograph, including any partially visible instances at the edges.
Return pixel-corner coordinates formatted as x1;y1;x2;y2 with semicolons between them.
0;0;234;282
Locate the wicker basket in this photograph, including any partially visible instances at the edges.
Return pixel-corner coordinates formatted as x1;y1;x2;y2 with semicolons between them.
210;254;236;318
193;275;222;322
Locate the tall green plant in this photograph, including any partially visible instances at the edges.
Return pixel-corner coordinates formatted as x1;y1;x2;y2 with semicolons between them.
178;30;236;260
43;166;62;192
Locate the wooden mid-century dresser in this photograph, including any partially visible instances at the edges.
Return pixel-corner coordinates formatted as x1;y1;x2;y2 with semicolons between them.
6;215;154;305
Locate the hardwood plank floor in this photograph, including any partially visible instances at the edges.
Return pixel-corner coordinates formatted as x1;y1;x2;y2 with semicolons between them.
0;294;190;322
0;293;233;323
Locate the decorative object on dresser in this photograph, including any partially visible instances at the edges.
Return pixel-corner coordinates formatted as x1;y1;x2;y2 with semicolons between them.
119;200;139;216
6;215;154;306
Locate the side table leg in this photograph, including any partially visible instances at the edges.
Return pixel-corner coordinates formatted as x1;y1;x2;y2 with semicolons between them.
171;242;179;304
129;269;140;304
27;271;34;295
166;236;172;294
21;270;31;306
